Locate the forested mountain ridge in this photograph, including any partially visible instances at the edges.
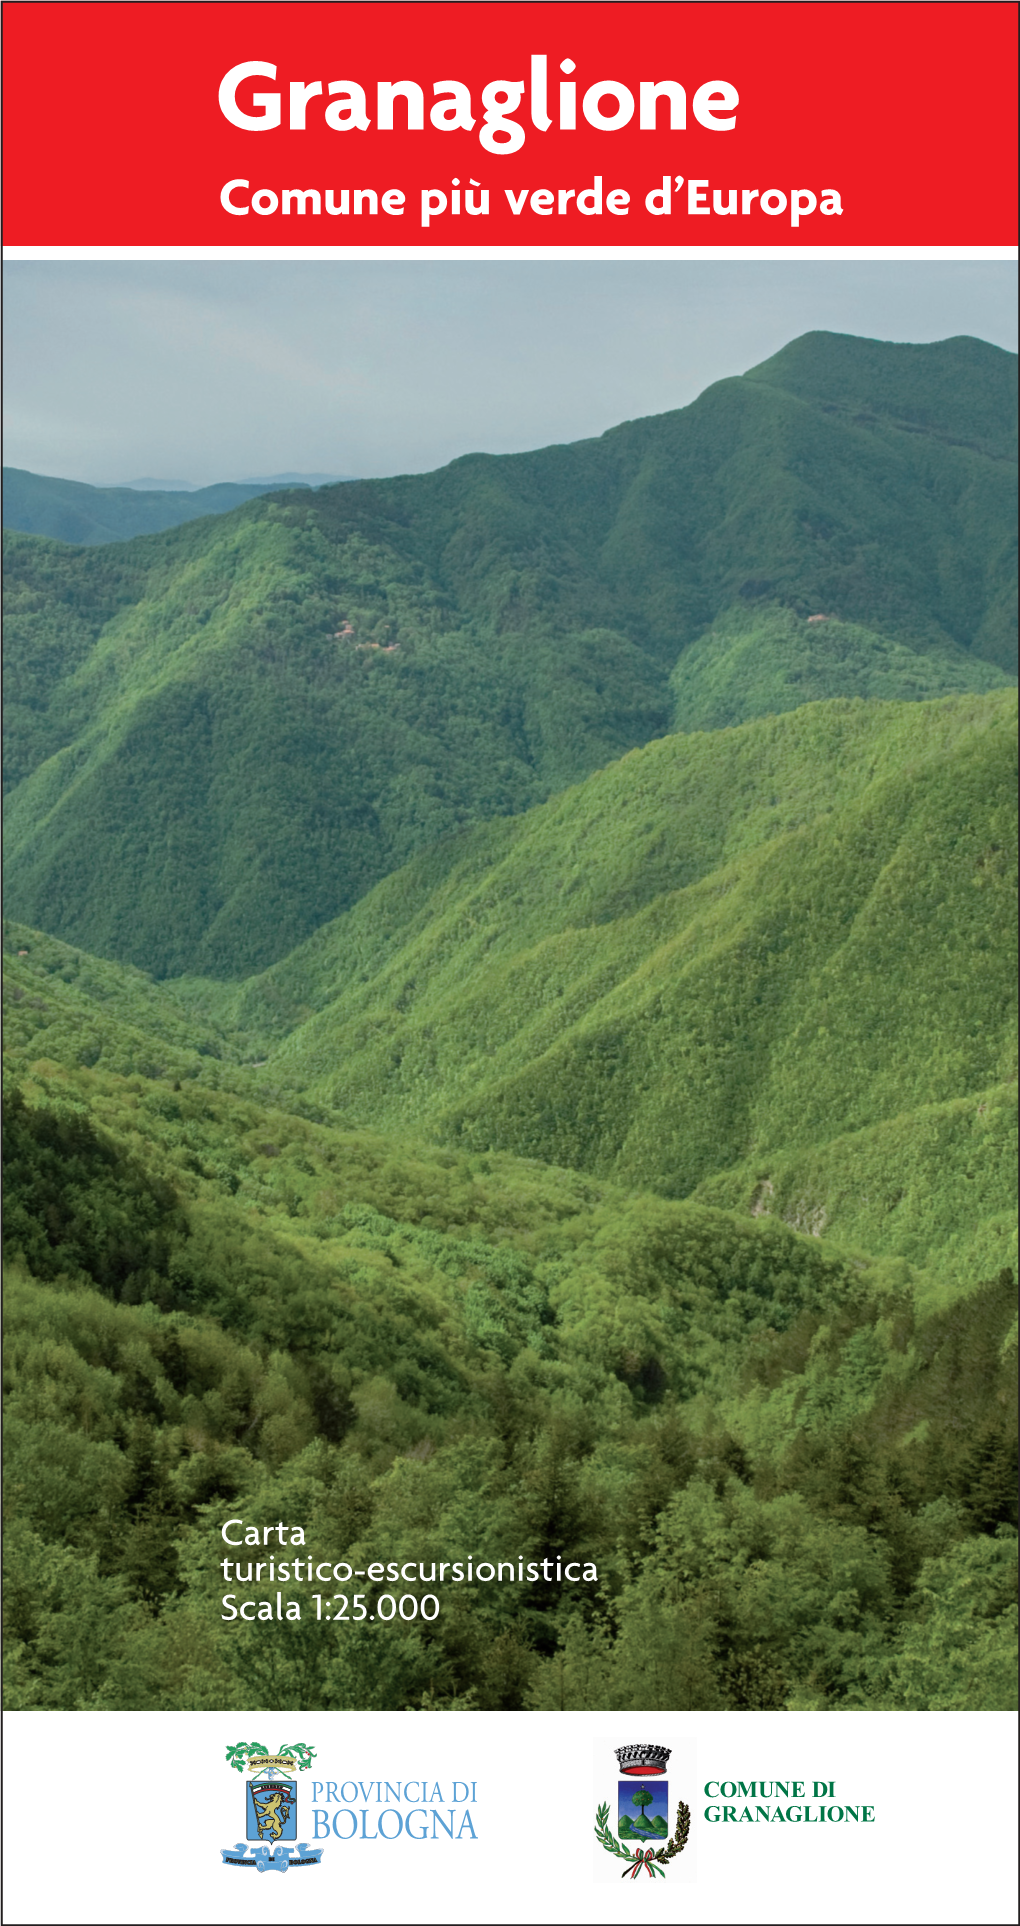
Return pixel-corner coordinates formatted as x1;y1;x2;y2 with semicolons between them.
1;468;320;546
742;329;1017;462
4;331;1016;978
3;328;1016;1713
160;688;1014;1297
669;603;1010;733
5;685;1016;1305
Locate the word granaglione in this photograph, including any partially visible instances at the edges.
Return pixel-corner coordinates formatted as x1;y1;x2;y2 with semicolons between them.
219;56;740;152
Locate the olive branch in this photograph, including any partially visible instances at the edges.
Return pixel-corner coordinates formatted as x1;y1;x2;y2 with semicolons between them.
225;1740;317;1772
595;1799;691;1879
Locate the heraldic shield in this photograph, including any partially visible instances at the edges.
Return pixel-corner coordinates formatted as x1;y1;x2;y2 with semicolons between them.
617;1744;670;1846
595;1741;690;1878
246;1771;297;1843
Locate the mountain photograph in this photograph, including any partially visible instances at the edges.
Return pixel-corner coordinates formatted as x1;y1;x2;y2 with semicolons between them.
1;468;355;549
3;262;1017;1715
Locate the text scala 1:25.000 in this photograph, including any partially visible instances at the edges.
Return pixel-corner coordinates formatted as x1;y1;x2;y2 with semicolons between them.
313;1591;440;1621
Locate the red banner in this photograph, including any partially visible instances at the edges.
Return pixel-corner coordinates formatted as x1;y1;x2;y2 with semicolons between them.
3;1;1017;247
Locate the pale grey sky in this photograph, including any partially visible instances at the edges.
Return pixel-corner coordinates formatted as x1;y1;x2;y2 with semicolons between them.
3;261;1016;487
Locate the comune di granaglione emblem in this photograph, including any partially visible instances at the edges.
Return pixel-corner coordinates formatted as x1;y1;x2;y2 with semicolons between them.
595;1745;691;1880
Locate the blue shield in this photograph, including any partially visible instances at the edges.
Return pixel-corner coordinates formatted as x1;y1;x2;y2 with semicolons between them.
247;1773;297;1843
618;1778;669;1845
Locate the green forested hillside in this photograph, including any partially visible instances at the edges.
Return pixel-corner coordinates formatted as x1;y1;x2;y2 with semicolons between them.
4;332;1016;978
166;691;1014;1292
2;468;293;546
2;329;1016;1715
2;922;250;1074
3;1022;1015;1714
3;683;1015;1713
670;604;1008;734
743;329;1018;460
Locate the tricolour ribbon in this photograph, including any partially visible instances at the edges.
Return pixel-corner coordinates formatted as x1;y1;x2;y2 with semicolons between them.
623;1847;663;1880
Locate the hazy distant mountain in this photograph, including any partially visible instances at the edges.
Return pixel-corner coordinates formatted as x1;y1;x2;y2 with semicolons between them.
2;469;357;545
126;477;199;492
3;469;282;545
3;331;1016;978
241;472;356;487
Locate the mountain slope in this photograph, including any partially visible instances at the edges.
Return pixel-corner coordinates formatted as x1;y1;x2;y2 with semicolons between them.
2;468;307;545
744;330;1018;460
4;972;1016;1713
3;332;1016;979
669;603;1008;734
184;691;1017;1287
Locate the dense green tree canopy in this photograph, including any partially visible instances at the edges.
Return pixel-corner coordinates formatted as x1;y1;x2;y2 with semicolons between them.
3;898;1016;1712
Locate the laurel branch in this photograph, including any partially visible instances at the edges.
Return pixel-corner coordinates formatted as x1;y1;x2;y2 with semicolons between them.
225;1741;317;1772
594;1799;691;1879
